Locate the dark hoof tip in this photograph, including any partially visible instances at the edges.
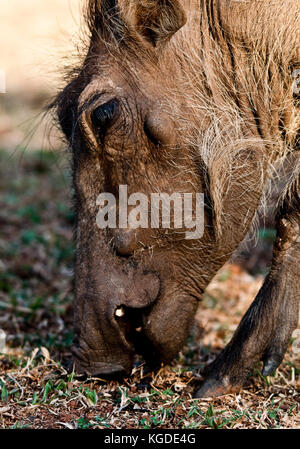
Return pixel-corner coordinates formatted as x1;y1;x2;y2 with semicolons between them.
194;377;240;398
262;358;279;376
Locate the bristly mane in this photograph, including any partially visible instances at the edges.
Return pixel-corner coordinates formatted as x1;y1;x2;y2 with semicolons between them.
160;0;300;238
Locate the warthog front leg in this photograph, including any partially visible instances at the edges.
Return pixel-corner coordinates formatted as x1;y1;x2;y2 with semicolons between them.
195;181;300;398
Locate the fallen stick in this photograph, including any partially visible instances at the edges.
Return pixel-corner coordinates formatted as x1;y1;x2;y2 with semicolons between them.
0;301;32;314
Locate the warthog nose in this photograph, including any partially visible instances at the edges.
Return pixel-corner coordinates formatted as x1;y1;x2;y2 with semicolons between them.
113;229;139;256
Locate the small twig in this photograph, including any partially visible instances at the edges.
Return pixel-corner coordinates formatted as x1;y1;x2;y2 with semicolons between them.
0;301;32;314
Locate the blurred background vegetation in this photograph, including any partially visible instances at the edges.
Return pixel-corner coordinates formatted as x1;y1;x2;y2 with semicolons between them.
1;0;81;151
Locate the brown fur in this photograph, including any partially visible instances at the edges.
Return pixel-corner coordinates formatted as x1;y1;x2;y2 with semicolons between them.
54;0;300;397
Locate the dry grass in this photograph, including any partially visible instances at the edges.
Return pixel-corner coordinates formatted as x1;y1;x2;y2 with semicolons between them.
0;149;299;429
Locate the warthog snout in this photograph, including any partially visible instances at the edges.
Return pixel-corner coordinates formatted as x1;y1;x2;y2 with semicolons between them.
71;249;161;377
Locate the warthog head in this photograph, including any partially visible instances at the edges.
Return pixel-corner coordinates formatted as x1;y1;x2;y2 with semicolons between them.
54;0;299;376
55;0;205;376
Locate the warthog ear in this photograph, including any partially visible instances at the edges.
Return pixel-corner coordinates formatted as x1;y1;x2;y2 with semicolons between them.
120;0;187;46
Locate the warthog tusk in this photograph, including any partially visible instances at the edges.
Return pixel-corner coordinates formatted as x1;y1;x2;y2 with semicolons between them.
115;306;125;318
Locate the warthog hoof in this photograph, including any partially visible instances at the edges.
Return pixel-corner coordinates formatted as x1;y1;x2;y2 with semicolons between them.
194;376;242;398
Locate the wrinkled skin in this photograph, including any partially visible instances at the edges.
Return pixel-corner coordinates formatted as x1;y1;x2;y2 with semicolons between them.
55;0;300;397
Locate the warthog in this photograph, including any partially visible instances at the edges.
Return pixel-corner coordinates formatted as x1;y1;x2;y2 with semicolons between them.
54;0;300;397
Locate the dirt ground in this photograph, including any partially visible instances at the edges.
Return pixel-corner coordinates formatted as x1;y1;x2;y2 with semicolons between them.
0;0;299;430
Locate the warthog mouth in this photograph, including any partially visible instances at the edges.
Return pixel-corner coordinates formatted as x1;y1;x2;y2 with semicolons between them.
71;257;162;378
114;305;158;361
71;303;159;378
71;344;133;378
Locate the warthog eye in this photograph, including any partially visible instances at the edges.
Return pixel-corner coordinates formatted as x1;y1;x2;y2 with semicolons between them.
92;99;119;134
